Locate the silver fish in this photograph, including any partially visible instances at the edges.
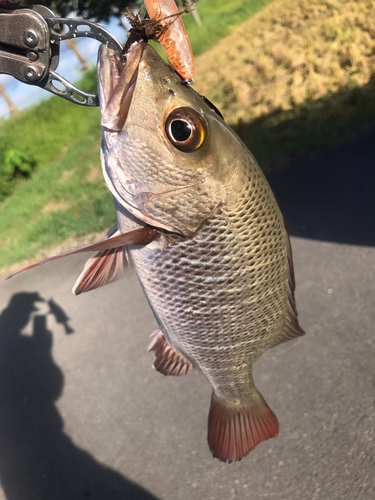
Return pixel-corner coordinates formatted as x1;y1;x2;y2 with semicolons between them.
74;41;305;463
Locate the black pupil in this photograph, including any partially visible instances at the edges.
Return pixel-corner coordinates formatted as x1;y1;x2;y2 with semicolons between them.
171;120;192;142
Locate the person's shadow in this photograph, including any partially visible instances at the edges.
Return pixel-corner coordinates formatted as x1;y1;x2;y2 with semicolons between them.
0;292;159;500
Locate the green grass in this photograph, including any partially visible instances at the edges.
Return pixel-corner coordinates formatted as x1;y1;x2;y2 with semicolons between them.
0;70;99;169
0;129;115;268
192;0;375;169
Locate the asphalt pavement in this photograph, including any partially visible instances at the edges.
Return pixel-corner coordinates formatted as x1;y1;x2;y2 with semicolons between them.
0;132;374;500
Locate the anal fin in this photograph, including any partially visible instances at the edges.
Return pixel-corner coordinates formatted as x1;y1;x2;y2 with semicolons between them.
147;330;194;377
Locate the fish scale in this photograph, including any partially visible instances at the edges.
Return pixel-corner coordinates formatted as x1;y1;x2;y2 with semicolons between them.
127;165;288;389
114;133;205;187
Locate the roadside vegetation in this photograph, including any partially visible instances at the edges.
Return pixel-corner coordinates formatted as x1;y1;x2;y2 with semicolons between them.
194;0;375;167
1;0;375;269
174;0;273;57
0;70;99;202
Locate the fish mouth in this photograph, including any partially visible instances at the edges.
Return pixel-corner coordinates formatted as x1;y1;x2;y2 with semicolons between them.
98;42;185;236
98;42;187;236
98;42;145;132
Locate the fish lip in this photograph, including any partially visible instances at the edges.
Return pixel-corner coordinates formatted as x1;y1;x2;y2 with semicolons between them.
98;43;184;237
99;42;145;132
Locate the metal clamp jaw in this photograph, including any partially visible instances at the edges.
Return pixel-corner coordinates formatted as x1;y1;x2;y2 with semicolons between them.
0;3;123;106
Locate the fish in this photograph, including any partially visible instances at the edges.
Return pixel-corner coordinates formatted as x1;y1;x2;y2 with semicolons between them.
8;39;304;463
48;298;74;334
81;40;305;463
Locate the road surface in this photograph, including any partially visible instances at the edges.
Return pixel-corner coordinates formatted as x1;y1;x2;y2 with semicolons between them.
0;133;374;499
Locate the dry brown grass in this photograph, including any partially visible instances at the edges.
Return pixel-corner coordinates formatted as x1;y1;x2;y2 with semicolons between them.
59;170;74;183
42;200;70;214
194;0;375;127
84;164;102;182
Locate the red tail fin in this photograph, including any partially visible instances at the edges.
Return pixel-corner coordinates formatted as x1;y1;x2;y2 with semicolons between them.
208;392;279;463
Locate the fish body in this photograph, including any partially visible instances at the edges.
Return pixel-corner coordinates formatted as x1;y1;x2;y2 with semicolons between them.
86;42;304;462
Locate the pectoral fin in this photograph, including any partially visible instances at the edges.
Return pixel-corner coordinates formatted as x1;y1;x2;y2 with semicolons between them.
73;227;131;295
6;227;160;280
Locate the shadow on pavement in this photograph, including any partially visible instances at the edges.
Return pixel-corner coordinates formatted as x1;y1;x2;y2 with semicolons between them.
0;292;159;500
229;76;375;247
265;131;375;247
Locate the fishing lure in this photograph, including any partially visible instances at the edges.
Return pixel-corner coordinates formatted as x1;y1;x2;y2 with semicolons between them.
144;0;194;82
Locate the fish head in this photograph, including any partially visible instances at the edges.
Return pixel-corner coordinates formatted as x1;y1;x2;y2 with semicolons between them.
98;42;247;236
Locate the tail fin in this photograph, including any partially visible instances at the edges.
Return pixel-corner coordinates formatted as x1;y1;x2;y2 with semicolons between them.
208;390;279;463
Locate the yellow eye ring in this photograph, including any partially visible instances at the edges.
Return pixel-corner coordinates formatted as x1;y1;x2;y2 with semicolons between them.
165;107;206;152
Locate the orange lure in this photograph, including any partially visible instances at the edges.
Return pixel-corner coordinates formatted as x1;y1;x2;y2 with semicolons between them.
144;0;194;82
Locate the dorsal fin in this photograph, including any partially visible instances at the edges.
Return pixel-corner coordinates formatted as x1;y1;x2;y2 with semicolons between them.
271;222;305;347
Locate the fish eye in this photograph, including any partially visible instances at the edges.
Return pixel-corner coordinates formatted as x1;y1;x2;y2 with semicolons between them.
165;108;206;152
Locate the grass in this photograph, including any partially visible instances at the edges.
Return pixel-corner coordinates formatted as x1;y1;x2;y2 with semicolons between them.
195;0;375;121
0;129;114;268
231;80;375;169
193;0;375;166
2;0;375;267
0;70;99;169
150;0;273;64
179;0;273;57
0;0;272;165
